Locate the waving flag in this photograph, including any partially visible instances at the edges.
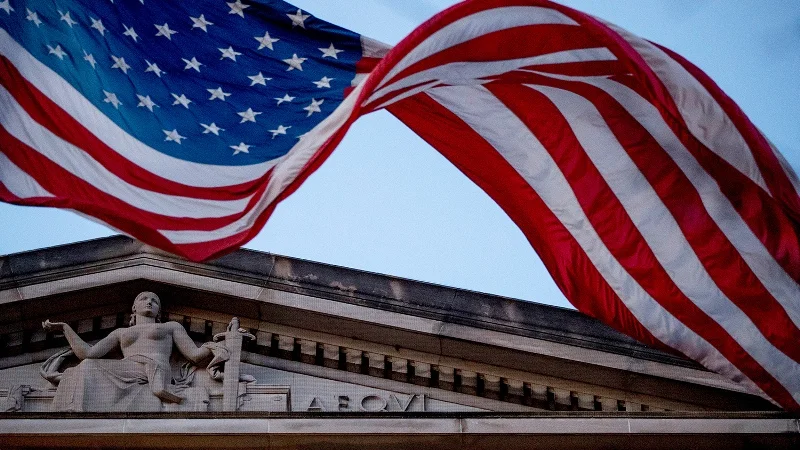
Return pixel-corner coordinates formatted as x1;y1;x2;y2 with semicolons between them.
0;0;389;258
2;0;800;410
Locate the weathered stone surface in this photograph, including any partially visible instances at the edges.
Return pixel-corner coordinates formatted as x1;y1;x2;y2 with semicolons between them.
2;236;143;281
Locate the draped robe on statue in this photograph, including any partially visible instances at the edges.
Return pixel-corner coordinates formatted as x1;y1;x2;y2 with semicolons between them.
43;334;229;412
52;355;173;412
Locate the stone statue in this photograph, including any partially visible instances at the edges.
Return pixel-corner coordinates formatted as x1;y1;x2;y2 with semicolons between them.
41;291;228;412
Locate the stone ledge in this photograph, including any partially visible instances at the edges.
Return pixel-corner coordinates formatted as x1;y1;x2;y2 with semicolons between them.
1;414;797;433
1;414;798;450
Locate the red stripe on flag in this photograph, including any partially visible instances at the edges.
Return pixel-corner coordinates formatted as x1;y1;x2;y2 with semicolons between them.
355;57;383;74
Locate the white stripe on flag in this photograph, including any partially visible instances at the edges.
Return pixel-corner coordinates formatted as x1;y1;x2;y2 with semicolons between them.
360;35;392;59
0;151;54;199
764;133;800;199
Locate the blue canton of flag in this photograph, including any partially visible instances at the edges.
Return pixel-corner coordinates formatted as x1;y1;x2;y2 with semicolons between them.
1;0;363;165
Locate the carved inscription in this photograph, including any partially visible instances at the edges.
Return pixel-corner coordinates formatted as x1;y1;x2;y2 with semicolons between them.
306;393;425;412
359;394;387;411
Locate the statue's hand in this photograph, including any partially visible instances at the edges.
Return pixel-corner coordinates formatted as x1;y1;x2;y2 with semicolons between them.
42;320;66;333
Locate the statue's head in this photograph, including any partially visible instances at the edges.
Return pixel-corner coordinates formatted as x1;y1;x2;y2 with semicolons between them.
130;291;161;325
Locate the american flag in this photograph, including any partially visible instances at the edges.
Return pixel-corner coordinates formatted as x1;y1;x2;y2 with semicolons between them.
0;0;388;258
2;0;800;410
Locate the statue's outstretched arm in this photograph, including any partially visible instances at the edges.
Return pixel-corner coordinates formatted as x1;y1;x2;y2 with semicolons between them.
169;322;212;364
42;320;120;360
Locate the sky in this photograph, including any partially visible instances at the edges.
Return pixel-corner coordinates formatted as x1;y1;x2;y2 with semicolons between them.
1;0;798;310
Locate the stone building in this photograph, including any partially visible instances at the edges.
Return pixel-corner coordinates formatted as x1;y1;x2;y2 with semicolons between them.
0;236;796;448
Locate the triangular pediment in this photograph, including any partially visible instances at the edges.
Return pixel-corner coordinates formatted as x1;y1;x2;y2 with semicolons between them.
0;237;776;414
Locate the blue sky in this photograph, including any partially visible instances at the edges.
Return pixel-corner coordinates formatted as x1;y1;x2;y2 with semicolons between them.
1;1;798;309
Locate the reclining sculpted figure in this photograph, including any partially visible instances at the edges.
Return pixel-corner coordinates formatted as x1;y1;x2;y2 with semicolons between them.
42;291;228;412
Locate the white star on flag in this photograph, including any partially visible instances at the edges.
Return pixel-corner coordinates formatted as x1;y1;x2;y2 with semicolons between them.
163;129;186;144
303;98;324;117
254;31;279;51
274;94;295;105
122;24;139;42
0;0;14;15
287;9;309;28
313;76;334;88
103;91;122;109
269;125;291;138
219;46;242;61
230;142;251;155
155;23;177;40
248;72;271;86
47;45;67;60
83;51;97;69
136;95;158;112
207;87;231;101
319;43;343;59
111;55;131;74
89;17;105;35
26;9;42;27
171;93;192;108
283;54;306;71
145;60;163;77
182;57;203;72
190;15;213;32
58;10;77;27
238;108;261;123
228;0;249;18
201;123;224;135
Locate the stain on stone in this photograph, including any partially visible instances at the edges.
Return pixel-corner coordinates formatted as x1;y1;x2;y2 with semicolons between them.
329;281;357;293
272;259;294;281
0;257;9;280
388;280;405;300
502;302;524;323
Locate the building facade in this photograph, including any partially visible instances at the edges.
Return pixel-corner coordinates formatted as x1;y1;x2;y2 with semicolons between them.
0;236;796;448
